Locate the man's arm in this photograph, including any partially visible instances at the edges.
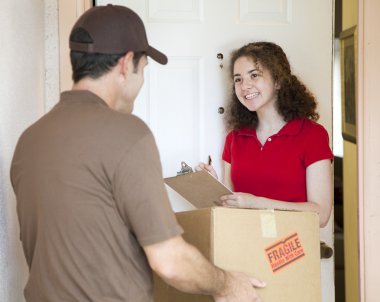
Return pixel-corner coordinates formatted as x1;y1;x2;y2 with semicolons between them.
144;236;265;301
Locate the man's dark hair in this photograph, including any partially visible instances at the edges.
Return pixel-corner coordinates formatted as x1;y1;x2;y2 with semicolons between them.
70;28;145;83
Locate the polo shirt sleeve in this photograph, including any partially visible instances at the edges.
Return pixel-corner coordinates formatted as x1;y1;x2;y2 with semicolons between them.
113;132;183;247
222;131;234;163
304;123;334;167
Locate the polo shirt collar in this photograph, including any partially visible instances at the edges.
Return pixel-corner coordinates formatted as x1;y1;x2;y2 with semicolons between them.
60;90;109;108
237;118;305;137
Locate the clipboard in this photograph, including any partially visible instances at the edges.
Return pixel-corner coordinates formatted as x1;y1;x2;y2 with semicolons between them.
164;162;232;209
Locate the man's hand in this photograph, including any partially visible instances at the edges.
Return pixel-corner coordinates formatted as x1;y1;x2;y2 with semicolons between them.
214;271;265;302
144;236;265;300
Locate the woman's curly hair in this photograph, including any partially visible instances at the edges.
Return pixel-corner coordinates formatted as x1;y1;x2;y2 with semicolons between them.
225;42;319;130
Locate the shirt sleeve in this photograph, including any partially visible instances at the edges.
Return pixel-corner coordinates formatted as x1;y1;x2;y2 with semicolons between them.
222;131;233;163
113;132;183;247
304;123;334;167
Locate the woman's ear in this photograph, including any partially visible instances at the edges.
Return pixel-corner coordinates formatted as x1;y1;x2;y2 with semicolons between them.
274;82;281;90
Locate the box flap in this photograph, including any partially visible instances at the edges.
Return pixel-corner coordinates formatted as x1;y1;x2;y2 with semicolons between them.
176;208;213;260
154;208;215;302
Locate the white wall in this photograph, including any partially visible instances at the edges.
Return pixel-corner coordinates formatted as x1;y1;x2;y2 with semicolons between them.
0;1;59;301
333;38;343;158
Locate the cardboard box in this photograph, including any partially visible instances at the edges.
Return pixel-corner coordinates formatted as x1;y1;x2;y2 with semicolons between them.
156;171;321;301
154;207;321;301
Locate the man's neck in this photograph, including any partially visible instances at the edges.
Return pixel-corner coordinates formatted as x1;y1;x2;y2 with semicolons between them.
72;76;119;109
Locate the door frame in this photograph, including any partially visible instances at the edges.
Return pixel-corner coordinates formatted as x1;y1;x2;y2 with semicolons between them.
58;0;93;92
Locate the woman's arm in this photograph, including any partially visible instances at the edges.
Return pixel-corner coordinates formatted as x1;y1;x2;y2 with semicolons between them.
222;162;234;191
306;159;333;227
220;159;333;227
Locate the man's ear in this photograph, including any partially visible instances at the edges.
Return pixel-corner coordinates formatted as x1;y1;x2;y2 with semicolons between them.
119;51;134;77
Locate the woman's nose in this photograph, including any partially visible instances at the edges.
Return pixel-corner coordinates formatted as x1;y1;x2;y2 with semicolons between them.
241;78;253;90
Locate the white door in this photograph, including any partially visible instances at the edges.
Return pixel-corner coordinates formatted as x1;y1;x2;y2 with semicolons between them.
97;1;334;301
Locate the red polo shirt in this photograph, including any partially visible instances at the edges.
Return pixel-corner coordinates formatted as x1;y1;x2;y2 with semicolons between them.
222;118;333;202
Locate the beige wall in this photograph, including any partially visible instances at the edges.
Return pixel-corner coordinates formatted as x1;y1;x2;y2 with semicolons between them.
0;1;91;301
343;142;359;302
343;0;380;301
0;1;59;301
0;1;54;301
341;1;359;301
358;0;380;300
0;1;89;301
342;0;357;29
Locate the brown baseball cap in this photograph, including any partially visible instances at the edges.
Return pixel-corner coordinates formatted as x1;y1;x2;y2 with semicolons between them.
69;4;167;65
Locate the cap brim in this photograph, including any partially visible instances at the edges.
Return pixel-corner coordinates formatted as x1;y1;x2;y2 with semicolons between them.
146;46;168;65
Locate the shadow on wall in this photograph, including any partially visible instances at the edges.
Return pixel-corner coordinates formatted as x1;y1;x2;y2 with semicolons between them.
334;155;345;302
0;149;9;299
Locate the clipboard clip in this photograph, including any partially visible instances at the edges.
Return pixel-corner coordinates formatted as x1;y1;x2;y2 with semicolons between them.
177;161;193;176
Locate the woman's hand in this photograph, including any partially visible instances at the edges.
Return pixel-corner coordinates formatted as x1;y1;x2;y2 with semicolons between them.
194;162;218;179
218;193;262;209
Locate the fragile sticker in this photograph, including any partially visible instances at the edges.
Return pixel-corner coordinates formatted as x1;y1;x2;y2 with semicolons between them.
265;232;305;273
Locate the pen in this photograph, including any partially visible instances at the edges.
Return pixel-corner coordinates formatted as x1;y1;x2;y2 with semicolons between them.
208;155;212;166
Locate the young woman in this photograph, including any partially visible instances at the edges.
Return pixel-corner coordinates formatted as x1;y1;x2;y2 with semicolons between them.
197;42;333;227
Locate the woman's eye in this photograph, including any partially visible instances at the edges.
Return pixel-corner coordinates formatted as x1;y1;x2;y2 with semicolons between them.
251;73;258;79
234;78;241;83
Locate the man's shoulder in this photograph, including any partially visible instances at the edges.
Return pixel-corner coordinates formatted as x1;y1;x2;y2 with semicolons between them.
109;112;152;136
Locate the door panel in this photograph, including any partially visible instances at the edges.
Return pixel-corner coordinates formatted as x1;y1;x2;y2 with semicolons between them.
148;57;203;175
96;1;334;301
148;0;203;21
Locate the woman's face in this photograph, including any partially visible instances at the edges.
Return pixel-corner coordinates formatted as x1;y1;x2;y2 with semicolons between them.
233;56;279;113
